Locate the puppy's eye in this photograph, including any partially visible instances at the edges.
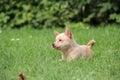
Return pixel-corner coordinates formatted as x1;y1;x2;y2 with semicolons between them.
59;39;62;41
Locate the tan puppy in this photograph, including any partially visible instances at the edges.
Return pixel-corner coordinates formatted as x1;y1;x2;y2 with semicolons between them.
52;27;95;61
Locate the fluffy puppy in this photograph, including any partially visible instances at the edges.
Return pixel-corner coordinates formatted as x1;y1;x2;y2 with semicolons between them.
52;27;95;61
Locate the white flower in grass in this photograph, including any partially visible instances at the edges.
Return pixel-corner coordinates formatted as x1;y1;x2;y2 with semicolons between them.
16;38;20;41
11;38;15;41
11;38;20;41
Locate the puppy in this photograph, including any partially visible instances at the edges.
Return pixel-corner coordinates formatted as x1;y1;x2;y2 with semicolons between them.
52;27;95;61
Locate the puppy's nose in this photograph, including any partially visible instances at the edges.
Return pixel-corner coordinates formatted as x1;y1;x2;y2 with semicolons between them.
52;44;55;47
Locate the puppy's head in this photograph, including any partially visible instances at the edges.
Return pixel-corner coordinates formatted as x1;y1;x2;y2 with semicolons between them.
52;27;73;50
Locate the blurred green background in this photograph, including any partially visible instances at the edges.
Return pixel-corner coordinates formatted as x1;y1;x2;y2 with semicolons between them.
0;0;120;29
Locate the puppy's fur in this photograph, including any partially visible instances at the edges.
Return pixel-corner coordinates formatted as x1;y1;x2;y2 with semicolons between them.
52;27;95;61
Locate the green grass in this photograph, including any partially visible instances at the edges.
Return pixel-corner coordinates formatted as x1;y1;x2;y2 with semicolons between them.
0;26;120;80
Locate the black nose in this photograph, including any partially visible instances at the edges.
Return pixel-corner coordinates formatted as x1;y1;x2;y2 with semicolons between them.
52;44;55;47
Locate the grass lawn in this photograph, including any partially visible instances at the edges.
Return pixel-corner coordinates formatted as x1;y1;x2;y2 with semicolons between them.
0;25;120;80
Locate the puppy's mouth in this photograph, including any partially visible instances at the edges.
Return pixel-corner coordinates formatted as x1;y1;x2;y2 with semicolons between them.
52;44;60;50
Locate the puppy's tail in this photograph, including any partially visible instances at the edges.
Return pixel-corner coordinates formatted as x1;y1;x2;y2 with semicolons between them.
18;72;27;80
87;40;95;48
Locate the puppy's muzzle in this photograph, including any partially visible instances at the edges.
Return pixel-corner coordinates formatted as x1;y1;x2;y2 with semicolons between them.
52;43;55;48
52;43;60;49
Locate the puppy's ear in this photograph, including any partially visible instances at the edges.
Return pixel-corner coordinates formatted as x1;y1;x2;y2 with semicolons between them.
54;30;59;36
64;27;72;39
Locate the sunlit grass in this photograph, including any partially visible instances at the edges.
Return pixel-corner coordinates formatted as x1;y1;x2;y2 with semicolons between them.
0;26;119;80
